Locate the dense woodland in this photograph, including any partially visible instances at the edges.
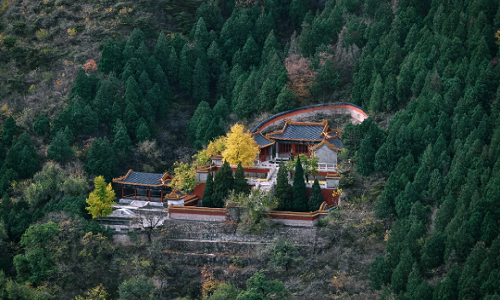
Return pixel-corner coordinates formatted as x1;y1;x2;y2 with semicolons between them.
0;0;500;298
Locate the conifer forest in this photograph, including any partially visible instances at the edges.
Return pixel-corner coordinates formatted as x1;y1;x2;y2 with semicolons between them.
0;0;500;298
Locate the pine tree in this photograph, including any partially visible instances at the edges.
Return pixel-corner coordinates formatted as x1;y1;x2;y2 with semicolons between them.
47;131;73;163
233;163;249;196
241;35;259;69
187;101;212;143
123;102;140;137
179;44;193;94
212;161;234;208
92;78;116;127
5;132;38;179
369;74;384;112
192;57;210;103
167;47;180;84
308;179;323;211
207;41;222;80
202;172;215;207
85;137;116;181
138;70;153;94
195;1;223;32
275;163;292;211
33;114;50;138
70;69;96;103
2;116;16;147
63;126;75;144
112;119;132;162
289;0;308;27
391;249;414;294
274;86;297;112
293;156;308;212
194;17;209;49
135;118;151;143
369;255;391;290
134;42;150;63
153;32;170;70
213;97;230;122
358;137;376;176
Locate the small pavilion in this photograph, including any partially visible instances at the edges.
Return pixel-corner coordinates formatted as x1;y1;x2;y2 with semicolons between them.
112;170;173;202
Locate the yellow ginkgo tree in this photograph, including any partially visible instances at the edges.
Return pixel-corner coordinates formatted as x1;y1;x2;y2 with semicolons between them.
222;123;259;167
86;176;116;219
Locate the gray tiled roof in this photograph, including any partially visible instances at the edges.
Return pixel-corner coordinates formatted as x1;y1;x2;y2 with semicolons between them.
330;137;343;149
271;124;325;140
253;133;273;147
118;172;168;186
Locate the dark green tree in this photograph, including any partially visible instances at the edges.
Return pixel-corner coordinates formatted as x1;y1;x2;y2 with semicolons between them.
84;137;116;181
241;36;259;69
289;0;308;27
192;57;210;103
212;161;234;208
135;118;151;143
391;249;414;294
369;255;391;290
118;276;155;300
292;156;308;212
179;44;193;94
311;60;340;98
202;173;214;208
274;86;297;113
47;131;73;163
153;32;170;70
123;102;140;137
113;119;132;162
308;179;323;211
194;17;209;49
2;116;17;147
33;114;50;138
166;47;180;84
233;163;249;196
275;163;292;211
5;132;38;179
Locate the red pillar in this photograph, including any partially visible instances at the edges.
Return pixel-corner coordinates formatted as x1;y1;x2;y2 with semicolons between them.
161;189;163;203
122;185;124;198
148;188;151;202
134;187;137;200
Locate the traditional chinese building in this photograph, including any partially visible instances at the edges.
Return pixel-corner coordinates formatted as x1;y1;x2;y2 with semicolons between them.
252;119;342;167
113;170;173;202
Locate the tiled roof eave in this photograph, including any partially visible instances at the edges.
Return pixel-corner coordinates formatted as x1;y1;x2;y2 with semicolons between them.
271;137;324;142
112;181;167;188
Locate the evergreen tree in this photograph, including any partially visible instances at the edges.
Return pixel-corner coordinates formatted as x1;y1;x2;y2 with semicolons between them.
391;249;414;294
153;32;170;70
194;17;209;49
308;179;323;211
213;97;230;122
241;36;259;69
63;126;75;144
92;78;117;127
261;30;279;63
195;1;223;32
2;116;16;147
192;57;210;103
33;114;50;138
292;156;308;212
289;0;308;27
85;137;116;181
70;69;97;103
112;119;132;162
275;163;292;211
212;161;234;208
207;41;223;80
5;132;38;179
47;131;73;163
202;173;214;207
135;118;151;143
259;78;278;111
358;137;376;176
134;42;150;63
99;39;124;74
123;102;140;137
166;47;180;84
369;255;391;290
311;60;340;98
274;86;297;112
138;70;153;94
233;163;249;196
179;44;193;94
